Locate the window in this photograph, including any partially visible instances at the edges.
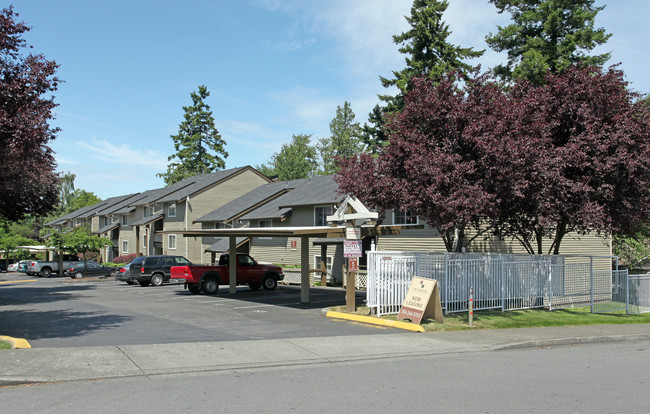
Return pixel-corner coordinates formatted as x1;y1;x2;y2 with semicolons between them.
168;203;176;217
144;206;151;217
214;222;225;229
122;215;128;226
143;234;147;250
168;234;177;250
122;240;128;254
104;217;111;226
259;220;271;227
315;206;333;226
314;255;333;273
394;209;418;225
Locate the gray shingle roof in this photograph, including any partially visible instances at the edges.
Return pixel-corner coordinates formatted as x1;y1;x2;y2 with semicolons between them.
194;180;298;223
155;167;254;204
240;175;343;221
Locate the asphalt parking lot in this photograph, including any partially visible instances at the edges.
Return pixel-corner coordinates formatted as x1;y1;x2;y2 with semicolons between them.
0;272;395;348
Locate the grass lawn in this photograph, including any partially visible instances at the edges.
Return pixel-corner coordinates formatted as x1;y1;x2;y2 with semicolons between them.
330;305;650;332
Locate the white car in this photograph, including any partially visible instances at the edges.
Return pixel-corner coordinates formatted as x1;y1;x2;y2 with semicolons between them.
7;262;19;272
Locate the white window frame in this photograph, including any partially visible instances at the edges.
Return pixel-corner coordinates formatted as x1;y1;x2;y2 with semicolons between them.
314;254;334;274
393;209;419;225
168;234;177;250
258;220;272;239
168;203;176;217
314;205;333;227
122;240;128;254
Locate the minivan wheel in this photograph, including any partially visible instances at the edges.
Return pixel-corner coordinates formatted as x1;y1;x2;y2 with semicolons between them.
151;273;164;287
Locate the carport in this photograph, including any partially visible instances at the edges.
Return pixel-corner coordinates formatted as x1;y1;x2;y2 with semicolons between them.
161;225;401;304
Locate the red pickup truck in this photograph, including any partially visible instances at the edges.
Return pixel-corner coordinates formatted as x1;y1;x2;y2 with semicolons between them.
171;253;284;295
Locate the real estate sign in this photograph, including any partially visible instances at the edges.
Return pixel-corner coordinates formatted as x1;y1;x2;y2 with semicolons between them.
397;276;444;324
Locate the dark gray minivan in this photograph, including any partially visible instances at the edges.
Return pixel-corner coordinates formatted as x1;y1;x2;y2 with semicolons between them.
133;255;191;287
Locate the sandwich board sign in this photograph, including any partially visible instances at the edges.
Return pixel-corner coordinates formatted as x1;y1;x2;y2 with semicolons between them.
397;276;444;324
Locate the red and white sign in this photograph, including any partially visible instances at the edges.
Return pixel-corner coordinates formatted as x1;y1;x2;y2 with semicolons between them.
290;240;297;250
343;240;362;257
348;257;359;272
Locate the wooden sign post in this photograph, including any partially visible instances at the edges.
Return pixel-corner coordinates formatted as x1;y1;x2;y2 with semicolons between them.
397;276;444;324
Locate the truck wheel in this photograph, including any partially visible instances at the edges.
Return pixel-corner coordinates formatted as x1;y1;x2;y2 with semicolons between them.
139;281;150;287
188;285;200;294
151;273;164;286
262;275;277;291
41;268;52;278
74;271;84;279
249;282;261;291
202;278;219;295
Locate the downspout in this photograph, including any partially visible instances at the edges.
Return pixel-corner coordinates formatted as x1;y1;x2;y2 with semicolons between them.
185;196;190;259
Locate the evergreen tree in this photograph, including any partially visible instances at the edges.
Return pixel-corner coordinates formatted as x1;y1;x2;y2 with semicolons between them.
361;104;389;155
486;0;611;84
318;102;364;175
379;0;484;112
158;85;228;185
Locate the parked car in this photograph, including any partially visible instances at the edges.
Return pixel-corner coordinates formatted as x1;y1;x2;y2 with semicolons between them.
65;261;116;279
121;256;147;285
133;255;191;287
16;260;30;274
7;262;19;272
114;263;133;284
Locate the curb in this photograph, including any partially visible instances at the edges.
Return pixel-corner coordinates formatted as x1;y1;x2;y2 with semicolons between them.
0;335;31;349
325;310;425;332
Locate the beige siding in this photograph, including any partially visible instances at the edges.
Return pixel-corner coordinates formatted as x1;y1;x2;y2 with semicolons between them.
377;224;611;258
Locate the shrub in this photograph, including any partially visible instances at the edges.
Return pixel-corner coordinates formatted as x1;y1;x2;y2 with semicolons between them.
113;253;137;264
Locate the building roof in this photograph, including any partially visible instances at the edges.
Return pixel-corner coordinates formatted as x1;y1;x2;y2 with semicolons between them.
240;175;343;221
95;222;120;235
131;213;164;227
194;180;299;223
156;167;267;204
205;237;249;253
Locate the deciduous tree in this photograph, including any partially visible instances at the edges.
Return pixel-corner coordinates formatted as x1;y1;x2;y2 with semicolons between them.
267;134;318;181
0;6;60;220
488;65;650;254
158;85;228;185
337;72;503;252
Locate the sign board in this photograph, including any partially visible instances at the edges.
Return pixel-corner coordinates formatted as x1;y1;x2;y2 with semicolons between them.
346;227;361;240
343;240;362;258
397;277;444;324
348;257;358;272
290;240;297;250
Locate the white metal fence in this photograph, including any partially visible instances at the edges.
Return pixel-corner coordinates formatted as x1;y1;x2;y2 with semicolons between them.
366;251;638;316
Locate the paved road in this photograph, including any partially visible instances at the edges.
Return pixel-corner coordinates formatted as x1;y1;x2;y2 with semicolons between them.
0;273;392;347
2;340;649;413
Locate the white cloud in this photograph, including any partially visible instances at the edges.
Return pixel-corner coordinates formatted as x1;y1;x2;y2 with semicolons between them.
76;138;168;169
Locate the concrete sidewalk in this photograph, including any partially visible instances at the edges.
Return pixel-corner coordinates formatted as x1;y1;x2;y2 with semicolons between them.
2;323;649;386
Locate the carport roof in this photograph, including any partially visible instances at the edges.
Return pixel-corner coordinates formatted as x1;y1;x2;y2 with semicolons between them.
95;222;120;234
131;213;164;226
161;224;404;239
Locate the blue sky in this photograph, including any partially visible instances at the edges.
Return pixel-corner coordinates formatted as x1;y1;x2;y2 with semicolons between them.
10;0;650;199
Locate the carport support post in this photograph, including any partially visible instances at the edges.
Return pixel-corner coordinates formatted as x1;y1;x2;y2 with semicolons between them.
320;245;327;286
301;235;310;303
229;236;237;295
